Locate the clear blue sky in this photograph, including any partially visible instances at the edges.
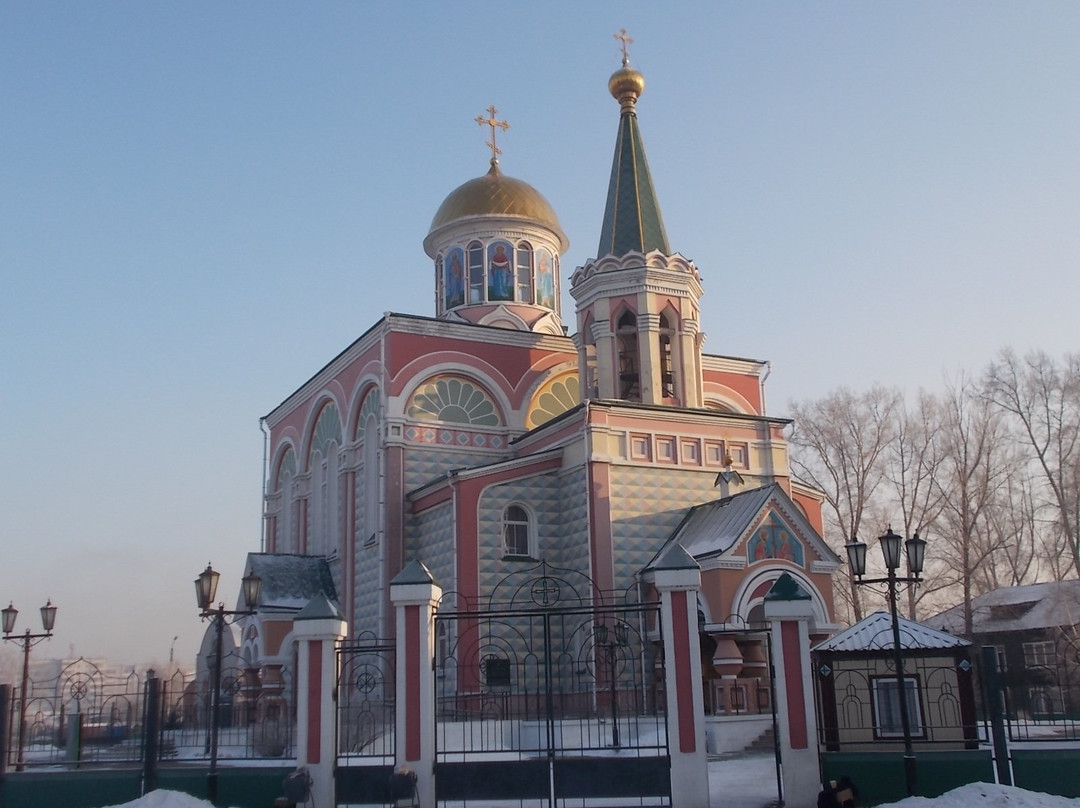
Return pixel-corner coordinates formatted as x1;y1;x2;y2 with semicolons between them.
2;3;1077;665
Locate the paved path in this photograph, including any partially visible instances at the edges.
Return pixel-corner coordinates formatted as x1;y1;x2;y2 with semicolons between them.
708;751;782;808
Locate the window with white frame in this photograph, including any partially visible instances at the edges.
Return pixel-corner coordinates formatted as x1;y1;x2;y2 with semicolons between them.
1023;640;1055;669
871;676;924;738
503;505;532;558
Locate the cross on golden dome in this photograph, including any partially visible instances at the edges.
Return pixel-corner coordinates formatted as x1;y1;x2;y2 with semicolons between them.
614;28;634;66
475;105;510;164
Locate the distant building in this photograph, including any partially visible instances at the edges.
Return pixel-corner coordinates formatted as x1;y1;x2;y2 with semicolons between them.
925;580;1080;719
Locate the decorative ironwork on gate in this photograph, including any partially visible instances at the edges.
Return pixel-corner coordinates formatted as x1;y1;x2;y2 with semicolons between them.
337;631;396;761
433;560;670;807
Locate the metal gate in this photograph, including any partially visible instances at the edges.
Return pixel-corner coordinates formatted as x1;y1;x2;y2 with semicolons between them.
433;561;670;808
335;632;397;805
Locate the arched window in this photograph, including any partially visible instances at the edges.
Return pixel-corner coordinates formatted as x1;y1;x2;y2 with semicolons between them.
406;376;501;426
356;387;381;546
503;504;532;558
515;242;534;304
275;447;297;552
659;312;675;398
444;247;466;311
310;402;342;557
363;415;379;546
468;241;484;303
535;248;556;309
616;310;640;401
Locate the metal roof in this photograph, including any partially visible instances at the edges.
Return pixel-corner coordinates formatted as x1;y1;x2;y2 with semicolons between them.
596;68;670;257
813;611;970;653
667;484;777;560
245;552;338;612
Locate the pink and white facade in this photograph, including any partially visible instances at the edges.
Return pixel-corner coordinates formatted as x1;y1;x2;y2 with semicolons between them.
252;53;841;715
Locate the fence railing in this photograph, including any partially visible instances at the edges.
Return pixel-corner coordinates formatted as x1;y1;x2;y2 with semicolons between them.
3;655;296;768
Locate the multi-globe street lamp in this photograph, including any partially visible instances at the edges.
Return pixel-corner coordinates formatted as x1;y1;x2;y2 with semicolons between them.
845;527;927;798
2;599;57;771
194;563;261;806
594;620;630;749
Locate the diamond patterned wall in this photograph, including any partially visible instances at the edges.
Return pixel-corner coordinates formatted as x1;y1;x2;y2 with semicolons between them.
609;465;720;589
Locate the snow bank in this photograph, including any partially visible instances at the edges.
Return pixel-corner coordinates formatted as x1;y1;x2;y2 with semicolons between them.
877;781;1080;808
104;791;238;808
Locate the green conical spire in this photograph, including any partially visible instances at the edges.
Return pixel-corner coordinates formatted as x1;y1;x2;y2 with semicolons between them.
596;55;670;257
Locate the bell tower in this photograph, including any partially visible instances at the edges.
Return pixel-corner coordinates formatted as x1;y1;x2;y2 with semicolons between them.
570;33;705;407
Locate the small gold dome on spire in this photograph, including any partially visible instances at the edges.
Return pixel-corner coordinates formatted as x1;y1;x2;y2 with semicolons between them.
608;28;644;111
609;66;645;109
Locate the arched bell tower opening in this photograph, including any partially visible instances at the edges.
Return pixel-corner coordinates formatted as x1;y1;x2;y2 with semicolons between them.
616;310;640;401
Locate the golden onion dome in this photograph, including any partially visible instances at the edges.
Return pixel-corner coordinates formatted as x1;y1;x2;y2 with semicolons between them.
608;63;645;110
427;161;568;251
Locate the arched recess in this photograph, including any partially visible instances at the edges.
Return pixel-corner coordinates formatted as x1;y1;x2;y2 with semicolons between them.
729;565;831;631
702;386;756;414
271;445;297;553
478;306;530;331
405;375;504;427
354;386;381;546
614;308;640;401
308;400;343;557
580;311;598;399
658;306;678;400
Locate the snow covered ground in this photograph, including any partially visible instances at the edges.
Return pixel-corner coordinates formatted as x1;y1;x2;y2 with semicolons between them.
97;753;1080;808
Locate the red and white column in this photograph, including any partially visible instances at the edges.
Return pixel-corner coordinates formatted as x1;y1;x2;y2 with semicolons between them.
293;593;348;808
649;545;709;808
764;573;820;808
391;560;442;807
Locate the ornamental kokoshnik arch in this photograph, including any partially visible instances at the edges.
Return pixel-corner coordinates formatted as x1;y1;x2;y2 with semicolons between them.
406;376;502;427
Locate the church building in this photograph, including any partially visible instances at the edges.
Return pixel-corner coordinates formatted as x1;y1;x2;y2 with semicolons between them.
243;42;841;717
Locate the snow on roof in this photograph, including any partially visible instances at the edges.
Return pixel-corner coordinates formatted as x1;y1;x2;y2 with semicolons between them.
813;611;970;653
924;579;1080;635
670;484;777;559
245;552;338;612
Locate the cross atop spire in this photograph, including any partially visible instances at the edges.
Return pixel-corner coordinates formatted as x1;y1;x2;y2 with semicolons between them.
475;105;510;165
614;28;634;66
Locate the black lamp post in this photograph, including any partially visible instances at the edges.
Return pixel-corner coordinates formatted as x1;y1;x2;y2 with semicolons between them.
846;527;926;798
195;563;261;806
595;620;630;749
2;599;57;771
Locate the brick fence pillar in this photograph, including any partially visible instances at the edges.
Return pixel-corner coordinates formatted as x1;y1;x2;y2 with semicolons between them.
293;592;348;808
391;560;442;808
764;572;820;808
647;544;709;808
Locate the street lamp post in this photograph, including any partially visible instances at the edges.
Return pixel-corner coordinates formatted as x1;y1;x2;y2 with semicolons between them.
846;527;926;798
595;620;629;749
2;599;57;771
194;563;261;806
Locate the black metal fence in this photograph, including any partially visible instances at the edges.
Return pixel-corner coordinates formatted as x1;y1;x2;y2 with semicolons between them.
336;632;396;761
431;561;670;808
3;654;295;768
995;631;1080;742
814;651;982;750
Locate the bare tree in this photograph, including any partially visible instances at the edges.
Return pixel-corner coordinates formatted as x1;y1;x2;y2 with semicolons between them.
981;471;1041;589
789;385;901;621
932;376;1012;638
984;349;1080;578
882;391;948;619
